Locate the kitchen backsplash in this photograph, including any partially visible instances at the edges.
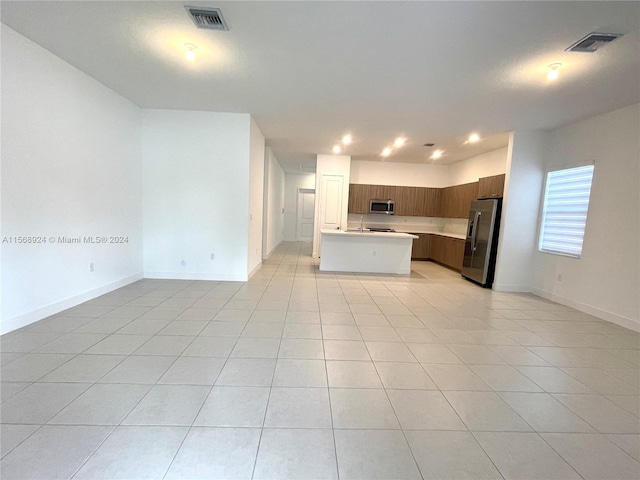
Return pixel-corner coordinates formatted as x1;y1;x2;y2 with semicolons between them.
347;214;468;235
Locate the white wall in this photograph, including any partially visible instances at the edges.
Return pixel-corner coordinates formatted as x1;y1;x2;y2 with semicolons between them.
248;118;265;276
532;104;640;330
449;147;508;185
263;148;285;258
350;160;450;187
283;173;316;241
1;26;143;333
142;110;251;281
493;131;546;292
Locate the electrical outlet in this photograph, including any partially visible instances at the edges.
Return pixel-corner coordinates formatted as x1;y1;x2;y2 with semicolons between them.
557;274;563;282
89;262;94;272
210;253;215;260
373;251;377;256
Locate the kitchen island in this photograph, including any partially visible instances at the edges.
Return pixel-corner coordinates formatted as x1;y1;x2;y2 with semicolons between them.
320;229;418;274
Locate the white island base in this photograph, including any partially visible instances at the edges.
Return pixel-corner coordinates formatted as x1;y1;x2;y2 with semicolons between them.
319;229;418;274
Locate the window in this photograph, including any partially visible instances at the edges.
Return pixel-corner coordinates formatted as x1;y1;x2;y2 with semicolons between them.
539;164;594;258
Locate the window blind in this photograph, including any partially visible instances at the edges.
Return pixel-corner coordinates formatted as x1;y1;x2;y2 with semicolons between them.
539;164;594;258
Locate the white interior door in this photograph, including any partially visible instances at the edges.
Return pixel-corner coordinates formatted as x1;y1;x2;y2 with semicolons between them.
315;174;344;256
297;189;315;241
320;175;344;230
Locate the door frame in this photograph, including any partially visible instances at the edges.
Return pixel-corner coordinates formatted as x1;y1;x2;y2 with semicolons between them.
296;188;315;241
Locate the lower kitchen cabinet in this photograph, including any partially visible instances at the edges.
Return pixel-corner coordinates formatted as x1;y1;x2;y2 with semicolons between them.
411;233;430;259
428;235;465;270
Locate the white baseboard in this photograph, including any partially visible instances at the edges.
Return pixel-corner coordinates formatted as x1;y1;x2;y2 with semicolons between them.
1;273;143;335
248;261;262;279
531;287;640;333
262;240;282;260
144;271;248;282
492;283;532;293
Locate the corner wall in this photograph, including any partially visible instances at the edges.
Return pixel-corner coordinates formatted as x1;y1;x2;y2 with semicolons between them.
263;148;285;258
493;131;546;292
248;118;265;275
532;104;640;330
1;26;143;333
142;110;251;281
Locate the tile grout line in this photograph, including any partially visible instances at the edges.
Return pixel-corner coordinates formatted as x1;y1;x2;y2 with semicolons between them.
158;280;255;480
249;251;292;480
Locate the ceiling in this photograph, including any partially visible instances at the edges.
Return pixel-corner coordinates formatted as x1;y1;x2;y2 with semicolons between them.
2;1;639;173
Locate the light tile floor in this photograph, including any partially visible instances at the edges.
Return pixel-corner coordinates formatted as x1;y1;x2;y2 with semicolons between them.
1;241;639;479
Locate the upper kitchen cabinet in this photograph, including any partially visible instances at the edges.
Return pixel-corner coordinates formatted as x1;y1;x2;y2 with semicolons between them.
438;182;479;218
395;186;420;216
348;184;398;214
387;186;440;216
348;183;368;214
422;188;440;217
371;184;395;200
478;174;505;199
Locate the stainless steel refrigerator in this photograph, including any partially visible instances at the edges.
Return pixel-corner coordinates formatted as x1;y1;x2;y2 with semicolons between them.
461;199;502;288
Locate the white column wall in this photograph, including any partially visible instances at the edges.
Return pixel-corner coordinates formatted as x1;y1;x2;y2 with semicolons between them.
493;131;546;292
263;148;285;258
142;110;251;281
248;118;266;277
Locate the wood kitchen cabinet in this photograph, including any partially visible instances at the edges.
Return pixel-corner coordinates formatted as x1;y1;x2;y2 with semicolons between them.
411;233;431;259
478;174;505;199
422;188;440;217
438;182;479;218
348;184;398;214
395;186;420;216
348;184;368;214
429;235;465;270
348;180;482;218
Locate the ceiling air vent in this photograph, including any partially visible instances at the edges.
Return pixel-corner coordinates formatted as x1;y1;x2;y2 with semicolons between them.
185;6;228;31
566;32;622;52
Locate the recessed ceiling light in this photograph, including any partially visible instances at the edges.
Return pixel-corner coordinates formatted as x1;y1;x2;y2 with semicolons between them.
393;137;406;148
468;133;480;143
547;63;561;81
184;43;197;61
430;149;443;160
332;145;341;154
342;135;352;145
381;147;392;157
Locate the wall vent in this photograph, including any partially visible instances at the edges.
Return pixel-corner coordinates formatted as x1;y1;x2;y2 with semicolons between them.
185;6;228;31
566;32;622;52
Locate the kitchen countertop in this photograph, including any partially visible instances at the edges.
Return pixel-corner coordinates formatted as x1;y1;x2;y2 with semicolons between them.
344;227;466;240
321;229;418;239
405;230;467;240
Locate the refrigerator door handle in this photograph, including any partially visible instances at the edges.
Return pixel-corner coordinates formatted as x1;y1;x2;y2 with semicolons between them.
471;211;481;251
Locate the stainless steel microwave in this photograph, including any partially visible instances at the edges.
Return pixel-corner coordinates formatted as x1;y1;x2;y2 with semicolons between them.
370;199;395;215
